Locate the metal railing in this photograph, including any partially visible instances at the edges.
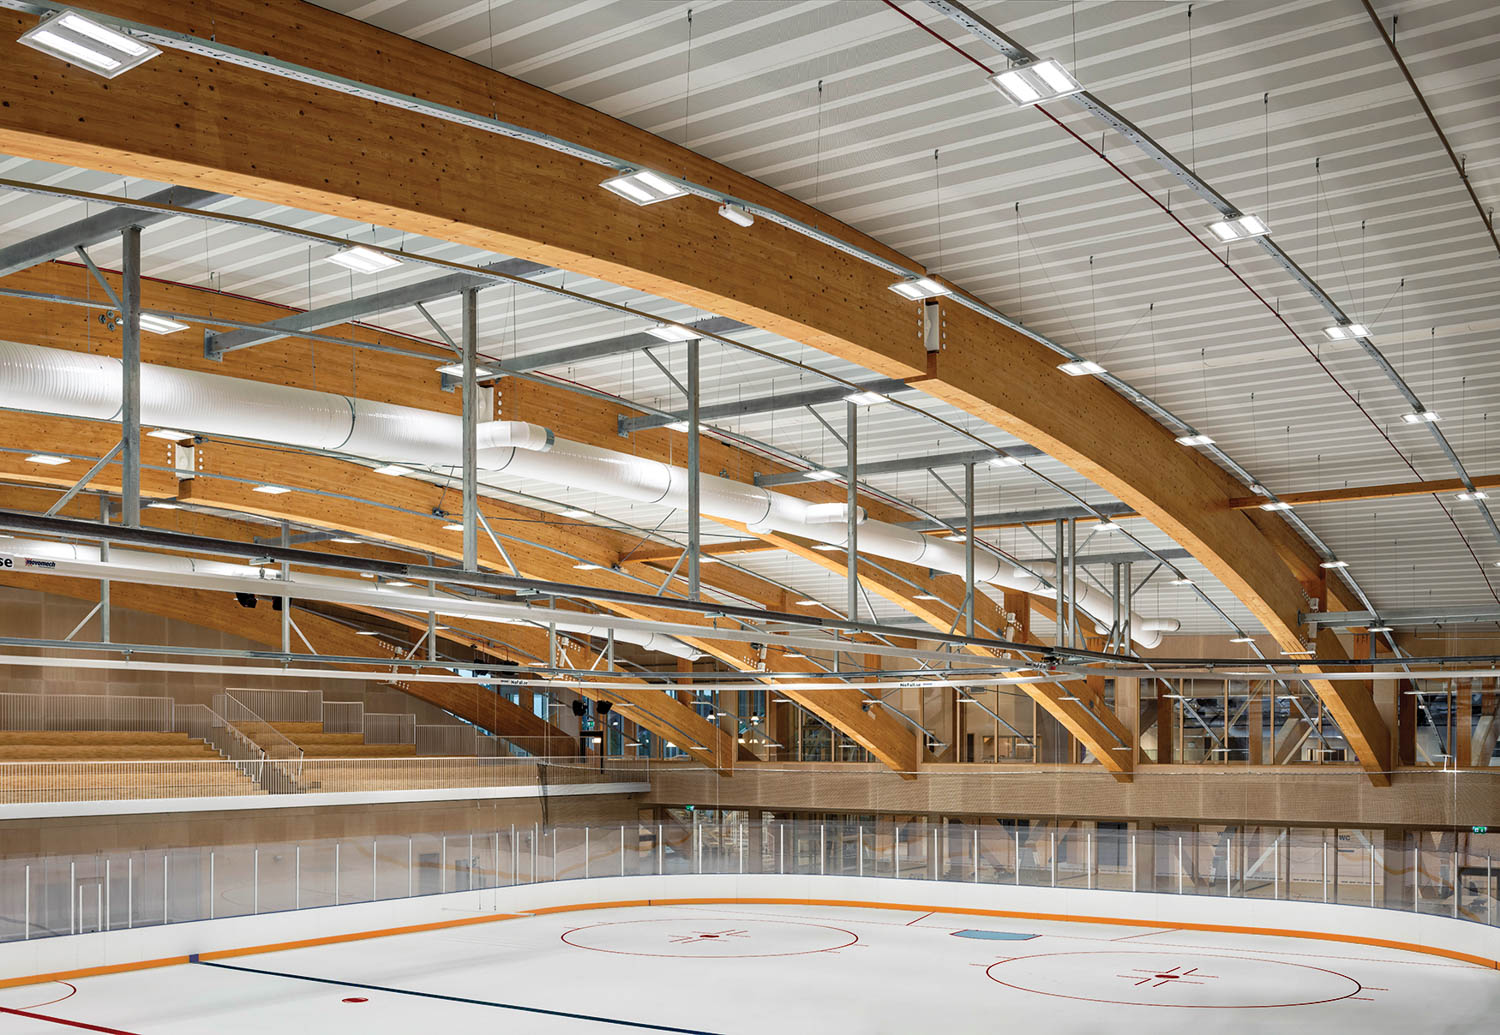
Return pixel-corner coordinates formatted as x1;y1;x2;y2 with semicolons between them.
216;688;322;724
415;723;476;756
322;700;364;734
214;694;303;793
0;813;1490;944
363;712;416;745
0;692;174;733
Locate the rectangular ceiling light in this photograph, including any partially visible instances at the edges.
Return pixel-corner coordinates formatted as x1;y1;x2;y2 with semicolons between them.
561;508;589;518
1457;490;1491;501
1230;636;1256;644
844;390;888;406
914;594;942;601
663;420;691;433
1319;559;1349;569
1400;410;1441;424
888;276;949;301
19;10;159;78
988;59;1082;107
145;501;179;509
252;485;290;495
327;244;402;275
1259;501;1292;511
718;203;754;227
139;313;190;335
330;537;361;544
1323;322;1370;341
812;543;840;551
372;464;412;476
1175;433;1214;446
442;523;464;531
572;562;604;571
146;428;192;441
793;599;820;606
1096;520;1123;532
435;362;498;378
805;470;839;482
601;169;687;205
24;454;68;466
647;323;699;342
1058;359;1105;377
1366;625;1393;633
987;454;1024;468
1206;214;1270;242
1169;576;1194;586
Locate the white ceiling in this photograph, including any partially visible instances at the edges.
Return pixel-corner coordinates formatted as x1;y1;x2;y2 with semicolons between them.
304;0;1500;622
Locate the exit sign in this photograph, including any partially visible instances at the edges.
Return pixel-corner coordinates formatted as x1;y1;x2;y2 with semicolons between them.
1474;826;1489;834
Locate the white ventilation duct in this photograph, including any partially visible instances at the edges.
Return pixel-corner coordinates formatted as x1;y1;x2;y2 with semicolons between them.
0;341;1180;647
0;536;702;660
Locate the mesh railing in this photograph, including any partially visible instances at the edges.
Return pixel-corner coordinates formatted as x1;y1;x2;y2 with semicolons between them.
415;723;476;756
363;712;416;745
217;688;322;724
0;692;174;733
322;701;364;734
215;694;302;793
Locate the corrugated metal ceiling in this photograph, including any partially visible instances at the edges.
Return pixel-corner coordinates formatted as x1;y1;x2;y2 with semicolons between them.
303;0;1500;624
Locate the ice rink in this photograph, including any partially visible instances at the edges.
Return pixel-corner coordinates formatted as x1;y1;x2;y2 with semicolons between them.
2;901;1496;1033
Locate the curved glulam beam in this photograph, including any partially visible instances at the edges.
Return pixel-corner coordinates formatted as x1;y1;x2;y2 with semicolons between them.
0;6;1384;778
744;527;1135;780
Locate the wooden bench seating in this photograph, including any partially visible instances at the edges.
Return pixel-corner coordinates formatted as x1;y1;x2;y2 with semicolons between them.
0;743;224;761
0;731;200;745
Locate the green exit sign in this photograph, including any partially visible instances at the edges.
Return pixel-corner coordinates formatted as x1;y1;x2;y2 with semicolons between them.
1474;826;1489;834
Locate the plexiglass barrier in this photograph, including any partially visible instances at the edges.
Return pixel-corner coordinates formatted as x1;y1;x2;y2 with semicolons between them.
0;815;1493;943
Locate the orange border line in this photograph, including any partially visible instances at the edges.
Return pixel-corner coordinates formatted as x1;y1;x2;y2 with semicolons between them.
3;895;1493;990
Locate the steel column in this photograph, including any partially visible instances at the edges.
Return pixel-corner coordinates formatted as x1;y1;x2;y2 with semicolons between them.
280;521;290;654
963;463;976;637
119;225;142;527
99;498;111;643
686;338;701;600
461;287;479;571
847;401;859;625
1066;518;1078;649
1053;519;1065;649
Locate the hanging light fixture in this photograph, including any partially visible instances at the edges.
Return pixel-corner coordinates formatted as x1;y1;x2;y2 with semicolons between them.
601;169;688;205
988;59;1082;107
19;10;160;78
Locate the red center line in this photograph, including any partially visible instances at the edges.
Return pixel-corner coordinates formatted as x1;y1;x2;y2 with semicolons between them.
0;1006;142;1034
1112;928;1177;942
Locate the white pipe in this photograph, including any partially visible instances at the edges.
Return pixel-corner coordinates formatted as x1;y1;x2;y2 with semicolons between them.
479;441;1174;647
0;341;1177;646
0;537;700;660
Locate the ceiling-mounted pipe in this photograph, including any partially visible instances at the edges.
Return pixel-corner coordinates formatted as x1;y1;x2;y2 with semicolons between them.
0;340;1179;647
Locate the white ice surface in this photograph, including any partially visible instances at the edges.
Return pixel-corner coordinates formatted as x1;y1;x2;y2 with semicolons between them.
3;901;1497;1034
